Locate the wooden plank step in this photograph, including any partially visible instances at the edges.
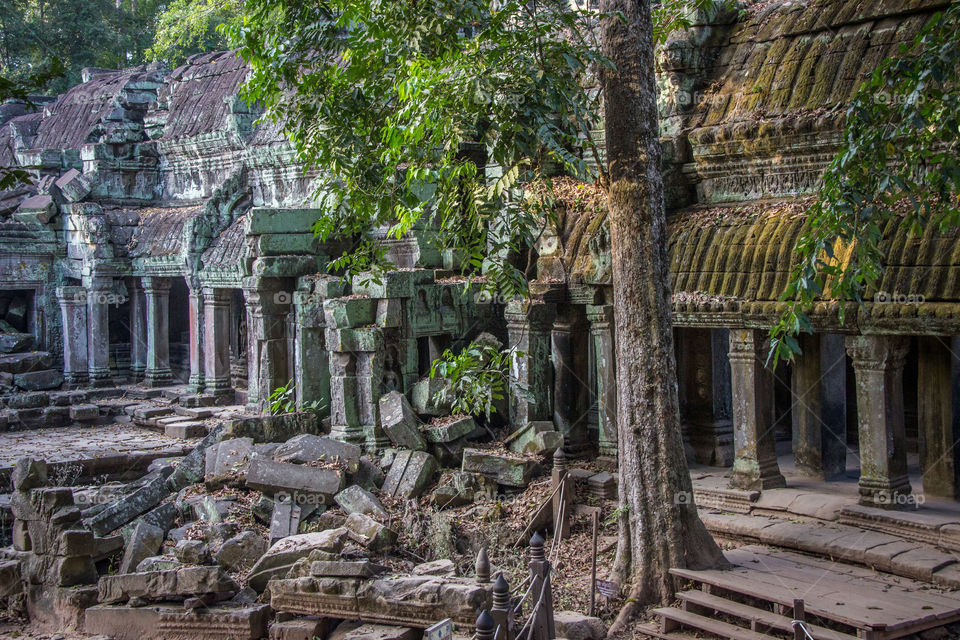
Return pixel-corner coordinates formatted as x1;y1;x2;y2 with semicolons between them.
652;607;774;640
678;590;859;640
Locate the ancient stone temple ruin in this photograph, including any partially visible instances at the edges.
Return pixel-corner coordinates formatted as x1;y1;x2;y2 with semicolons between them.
3;0;960;638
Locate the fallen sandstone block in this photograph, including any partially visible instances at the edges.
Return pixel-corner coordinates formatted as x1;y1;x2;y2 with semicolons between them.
379;391;427;451
247;528;350;592
245;457;344;501
274;433;361;473
462;448;538;488
98;565;239;604
85;603;270;640
344;512;397;552
381;450;438;499
335;485;388;520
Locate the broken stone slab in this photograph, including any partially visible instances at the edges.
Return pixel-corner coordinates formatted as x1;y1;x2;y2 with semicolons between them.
379;391;427;450
187;495;234;524
462;449;538;488
309;559;389;578
412;558;456;577
85;603;270;640
335;485;388;520
85;472;172;537
554;611;607;640
205;437;255;480
587;472;617;500
410;377;453;416
247;528;350;592
268;497;310;544
0;560;22;597
14;369;63;391
98;565;239;604
344;512;397;552
168;424;225;491
273;433;361;473
329;622;419;640
215;530;269;571
245;457;344;501
270;574;491;629
136;556;182;572
423;416;476;444
354;456;386;491
12;456;48;491
223;412;319;442
119;521;165;574
0;332;33;354
381;450;438;499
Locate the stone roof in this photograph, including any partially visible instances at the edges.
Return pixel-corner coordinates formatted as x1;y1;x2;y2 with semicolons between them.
158;51;251;141
31;67;163;150
127;205;203;258
200;214;247;271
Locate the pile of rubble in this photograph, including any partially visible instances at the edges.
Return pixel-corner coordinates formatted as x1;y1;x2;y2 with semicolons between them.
0;366;612;640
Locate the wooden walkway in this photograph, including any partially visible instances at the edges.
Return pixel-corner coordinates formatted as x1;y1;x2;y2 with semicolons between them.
639;545;960;640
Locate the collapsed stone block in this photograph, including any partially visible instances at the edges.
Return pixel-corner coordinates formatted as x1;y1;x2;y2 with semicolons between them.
431;471;498;509
0;560;23;597
98;565;239;604
423;416;476;444
410;377;453;416
462;449;538;488
165;421;206;438
344;512;397;552
245;457;344;501
274;433;361;473
270;616;330;640
247;528;350;592
54;168;93;202
330;622;420;640
223;412;320;442
13;457;48;491
381;450;438;499
505;420;562;455
334;485;388;520
15;194;56;224
174;539;210;565
309;559;390;578
119;521;164;574
554;611;607;640
379;391;427;451
205;437;255;480
412;558;456;577
14;369;63;391
215;530;269;571
85;473;172;537
0;331;33;354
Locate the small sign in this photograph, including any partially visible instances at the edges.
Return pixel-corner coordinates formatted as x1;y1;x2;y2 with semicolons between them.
426;618;454;640
596;579;619;598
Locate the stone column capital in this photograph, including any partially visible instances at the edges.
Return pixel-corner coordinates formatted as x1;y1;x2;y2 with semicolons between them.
585;304;613;328
202;287;232;306
56;286;87;308
141;276;172;295
845;335;909;372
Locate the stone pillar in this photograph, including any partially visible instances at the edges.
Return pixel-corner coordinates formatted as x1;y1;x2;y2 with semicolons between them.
586;304;617;463
792;333;823;477
551;308;590;456
293;284;329;413
127;278;147;381
918;336;959;498
203;287;233;400
728;328;785;490
679;328;734;466
505;299;555;427
142;277;172;387
820;334;848;478
56;286;88;386
329;351;362;446
358;348;387;451
845;335;912;508
187;283;205;393
243;278;291;411
85;276;112;387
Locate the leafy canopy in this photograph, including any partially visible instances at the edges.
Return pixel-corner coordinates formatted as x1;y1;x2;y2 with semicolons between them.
148;0;243;67
230;0;610;298
770;2;960;363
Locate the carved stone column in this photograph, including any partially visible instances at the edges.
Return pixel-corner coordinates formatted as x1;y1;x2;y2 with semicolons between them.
845;335;912;508
728;328;785;490
820;334;848;478
551;308;590;456
791;333;848;479
203;287;233;399
329;350;362;446
142;276;172;387
127;278;147;381
293;282;330;413
917;336;959;498
505;299;555;428
243;279;292;411
56;286;88;386
586;304;617;463
187;282;205;393
85;275;112;387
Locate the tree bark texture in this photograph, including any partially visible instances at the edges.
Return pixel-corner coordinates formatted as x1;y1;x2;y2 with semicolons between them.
599;0;725;625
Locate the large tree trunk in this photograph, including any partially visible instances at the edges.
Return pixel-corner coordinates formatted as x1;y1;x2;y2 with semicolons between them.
599;0;726;628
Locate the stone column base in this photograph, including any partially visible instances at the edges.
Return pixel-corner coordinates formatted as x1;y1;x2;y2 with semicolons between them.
858;475;913;509
730;457;786;491
143;369;173;387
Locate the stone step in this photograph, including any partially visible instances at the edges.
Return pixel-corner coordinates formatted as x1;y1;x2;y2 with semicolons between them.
165;421;207;439
174;406;216;419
